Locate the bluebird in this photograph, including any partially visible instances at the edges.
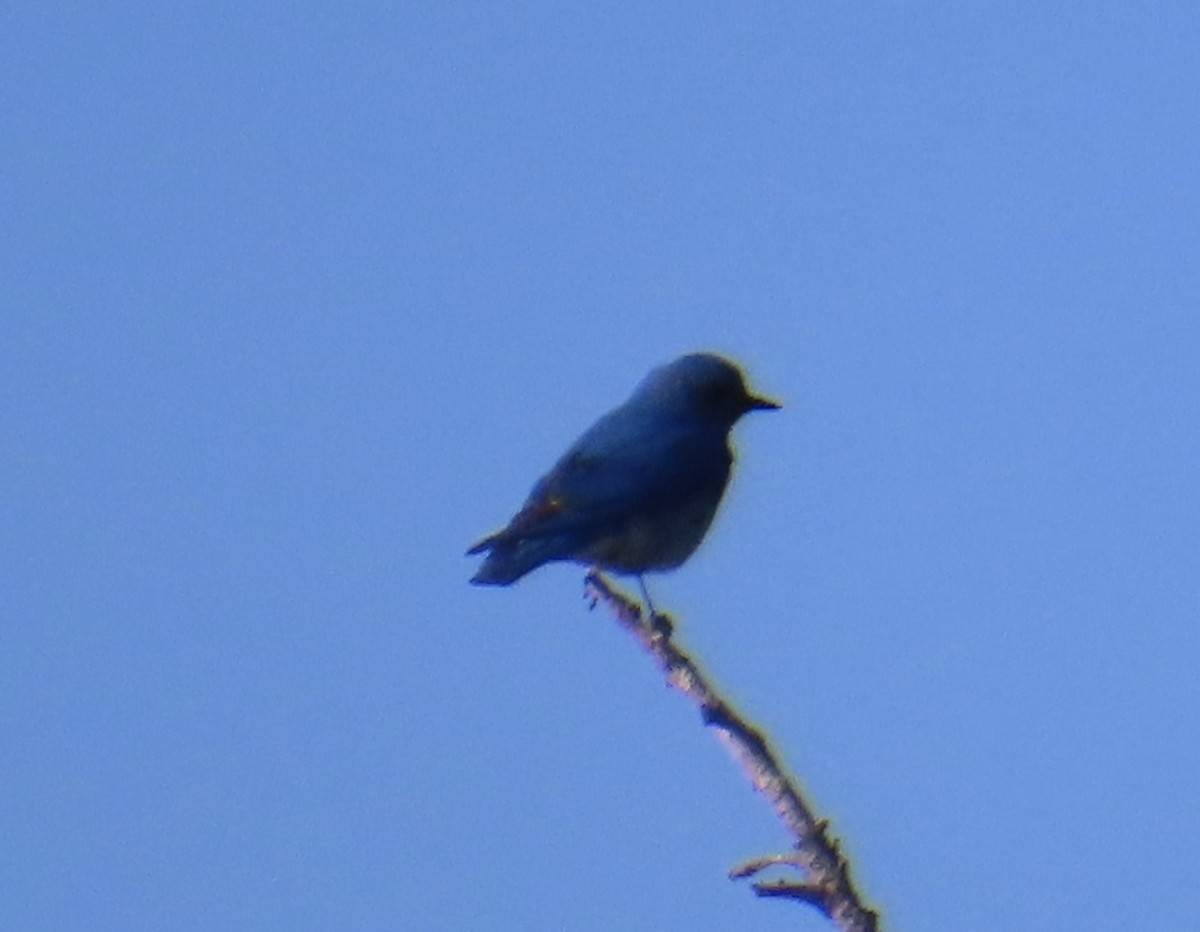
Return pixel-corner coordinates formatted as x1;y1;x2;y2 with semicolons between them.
467;353;779;605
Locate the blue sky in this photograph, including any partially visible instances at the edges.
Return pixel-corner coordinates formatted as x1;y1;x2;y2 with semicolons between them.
3;3;1198;930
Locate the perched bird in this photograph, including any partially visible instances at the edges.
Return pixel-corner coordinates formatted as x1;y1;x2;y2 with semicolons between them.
467;353;779;602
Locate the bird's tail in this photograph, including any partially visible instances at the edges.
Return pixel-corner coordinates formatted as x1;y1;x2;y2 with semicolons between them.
466;532;565;586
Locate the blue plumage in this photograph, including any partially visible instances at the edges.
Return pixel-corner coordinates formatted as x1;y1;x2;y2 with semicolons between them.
467;353;778;587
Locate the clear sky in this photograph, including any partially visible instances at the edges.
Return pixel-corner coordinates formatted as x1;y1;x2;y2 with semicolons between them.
3;3;1198;930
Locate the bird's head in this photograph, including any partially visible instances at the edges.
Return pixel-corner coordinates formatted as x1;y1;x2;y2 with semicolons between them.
638;353;780;428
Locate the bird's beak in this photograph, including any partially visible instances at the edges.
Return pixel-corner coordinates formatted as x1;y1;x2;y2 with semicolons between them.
746;394;781;412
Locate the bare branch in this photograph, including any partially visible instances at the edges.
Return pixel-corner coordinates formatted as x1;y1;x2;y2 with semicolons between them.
729;851;810;879
752;879;836;907
584;571;880;932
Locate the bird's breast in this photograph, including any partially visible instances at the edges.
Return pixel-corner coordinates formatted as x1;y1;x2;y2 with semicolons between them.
578;494;723;574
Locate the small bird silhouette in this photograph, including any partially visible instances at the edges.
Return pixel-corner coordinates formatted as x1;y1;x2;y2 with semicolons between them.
467;353;779;604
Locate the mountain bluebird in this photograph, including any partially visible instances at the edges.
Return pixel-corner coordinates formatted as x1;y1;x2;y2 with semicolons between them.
467;353;779;598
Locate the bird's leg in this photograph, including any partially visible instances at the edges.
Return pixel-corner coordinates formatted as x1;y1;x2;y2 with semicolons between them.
637;575;656;619
637;576;674;638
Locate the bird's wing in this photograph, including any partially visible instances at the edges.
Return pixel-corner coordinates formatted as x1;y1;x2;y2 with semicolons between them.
484;409;730;546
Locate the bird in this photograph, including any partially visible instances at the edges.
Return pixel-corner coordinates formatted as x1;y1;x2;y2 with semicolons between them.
466;352;779;608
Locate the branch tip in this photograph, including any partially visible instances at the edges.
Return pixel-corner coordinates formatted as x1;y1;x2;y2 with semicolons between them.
581;572;881;932
729;851;809;879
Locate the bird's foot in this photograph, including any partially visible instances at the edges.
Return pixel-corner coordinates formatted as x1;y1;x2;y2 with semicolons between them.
648;610;674;639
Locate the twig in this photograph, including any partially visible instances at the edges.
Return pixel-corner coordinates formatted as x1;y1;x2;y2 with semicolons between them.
584;571;880;932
